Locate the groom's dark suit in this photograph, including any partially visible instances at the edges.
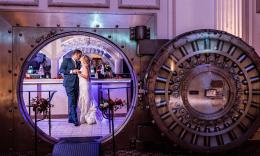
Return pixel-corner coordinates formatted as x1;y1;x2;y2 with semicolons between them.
59;58;81;124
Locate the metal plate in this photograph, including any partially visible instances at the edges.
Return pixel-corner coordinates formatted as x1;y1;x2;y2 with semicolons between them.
0;16;14;152
0;12;155;154
145;29;260;152
0;11;155;29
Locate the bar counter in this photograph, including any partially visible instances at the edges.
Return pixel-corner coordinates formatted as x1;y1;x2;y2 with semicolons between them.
23;78;132;84
22;78;132;117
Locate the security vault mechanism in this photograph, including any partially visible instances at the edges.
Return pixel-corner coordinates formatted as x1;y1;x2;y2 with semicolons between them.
144;29;260;152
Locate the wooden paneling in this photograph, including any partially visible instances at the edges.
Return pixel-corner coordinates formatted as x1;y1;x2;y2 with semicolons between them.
48;0;110;8
257;0;260;13
118;0;160;9
0;0;38;6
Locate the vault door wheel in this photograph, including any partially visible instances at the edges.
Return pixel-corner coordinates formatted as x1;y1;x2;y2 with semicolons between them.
145;30;260;152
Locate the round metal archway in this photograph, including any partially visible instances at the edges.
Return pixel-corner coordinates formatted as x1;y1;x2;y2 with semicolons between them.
17;31;138;144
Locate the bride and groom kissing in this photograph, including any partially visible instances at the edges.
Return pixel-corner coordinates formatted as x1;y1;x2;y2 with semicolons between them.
60;49;102;126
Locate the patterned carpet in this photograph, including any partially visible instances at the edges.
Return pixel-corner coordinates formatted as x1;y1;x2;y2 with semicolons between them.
1;140;259;156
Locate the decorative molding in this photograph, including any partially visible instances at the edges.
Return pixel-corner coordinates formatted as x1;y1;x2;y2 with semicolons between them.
118;0;160;9
48;0;110;8
257;0;260;13
0;0;39;6
35;30;57;44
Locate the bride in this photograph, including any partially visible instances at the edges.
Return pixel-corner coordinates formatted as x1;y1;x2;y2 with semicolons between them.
77;55;102;124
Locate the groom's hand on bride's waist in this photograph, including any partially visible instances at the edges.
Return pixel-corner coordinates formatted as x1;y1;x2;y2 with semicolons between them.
70;69;80;74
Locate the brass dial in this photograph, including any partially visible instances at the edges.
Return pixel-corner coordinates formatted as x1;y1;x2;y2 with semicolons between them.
145;30;260;152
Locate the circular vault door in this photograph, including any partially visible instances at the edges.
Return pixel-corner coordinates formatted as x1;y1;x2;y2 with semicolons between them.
145;29;260;152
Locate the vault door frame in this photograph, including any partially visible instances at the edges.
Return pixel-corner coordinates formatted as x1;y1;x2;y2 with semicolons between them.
0;17;16;152
14;27;138;144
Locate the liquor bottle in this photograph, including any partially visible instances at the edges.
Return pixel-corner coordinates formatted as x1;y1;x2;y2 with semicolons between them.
100;64;105;75
27;66;33;74
90;65;94;76
38;64;44;78
95;71;98;79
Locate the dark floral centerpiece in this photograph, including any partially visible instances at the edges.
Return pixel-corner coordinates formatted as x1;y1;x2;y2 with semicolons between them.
99;98;125;119
104;64;113;78
104;64;112;72
31;97;52;119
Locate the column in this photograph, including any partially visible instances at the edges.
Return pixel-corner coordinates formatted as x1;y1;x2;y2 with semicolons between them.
216;0;243;38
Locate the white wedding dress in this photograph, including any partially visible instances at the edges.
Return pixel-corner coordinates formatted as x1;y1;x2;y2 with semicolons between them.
78;68;102;124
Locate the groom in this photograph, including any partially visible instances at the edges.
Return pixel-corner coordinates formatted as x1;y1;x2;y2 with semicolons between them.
60;49;82;126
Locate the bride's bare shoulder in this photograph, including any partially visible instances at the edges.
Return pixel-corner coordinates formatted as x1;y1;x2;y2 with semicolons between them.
81;65;88;70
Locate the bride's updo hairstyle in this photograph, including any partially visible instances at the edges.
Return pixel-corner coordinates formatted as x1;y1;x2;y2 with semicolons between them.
81;55;90;67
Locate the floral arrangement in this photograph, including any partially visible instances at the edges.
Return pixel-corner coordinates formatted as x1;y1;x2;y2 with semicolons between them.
104;64;112;72
31;97;52;117
99;98;125;111
99;98;126;119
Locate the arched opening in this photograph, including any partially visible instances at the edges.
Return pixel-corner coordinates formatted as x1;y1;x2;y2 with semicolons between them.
18;31;137;144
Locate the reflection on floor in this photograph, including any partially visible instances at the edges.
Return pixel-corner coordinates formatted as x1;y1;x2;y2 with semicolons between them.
36;117;125;139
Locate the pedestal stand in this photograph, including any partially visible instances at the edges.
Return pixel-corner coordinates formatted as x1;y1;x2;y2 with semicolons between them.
102;105;116;156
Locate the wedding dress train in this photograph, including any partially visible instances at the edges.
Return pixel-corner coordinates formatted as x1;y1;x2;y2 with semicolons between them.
78;71;102;124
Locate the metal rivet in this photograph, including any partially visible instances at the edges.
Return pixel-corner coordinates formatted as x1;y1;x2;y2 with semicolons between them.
36;23;40;27
77;24;80;27
57;24;60;27
19;33;22;37
8;70;12;73
93;29;97;32
8;128;13;132
14;73;17;77
161;133;165;136
31;45;34;48
16;23;20;27
151;120;155;124
20;58;24;61
8;30;12;33
115;25;119;28
108;35;111;38
8;50;12;53
60;28;63;31
96;24;100;28
121;45;125;48
8;90;12;93
131;58;134;61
